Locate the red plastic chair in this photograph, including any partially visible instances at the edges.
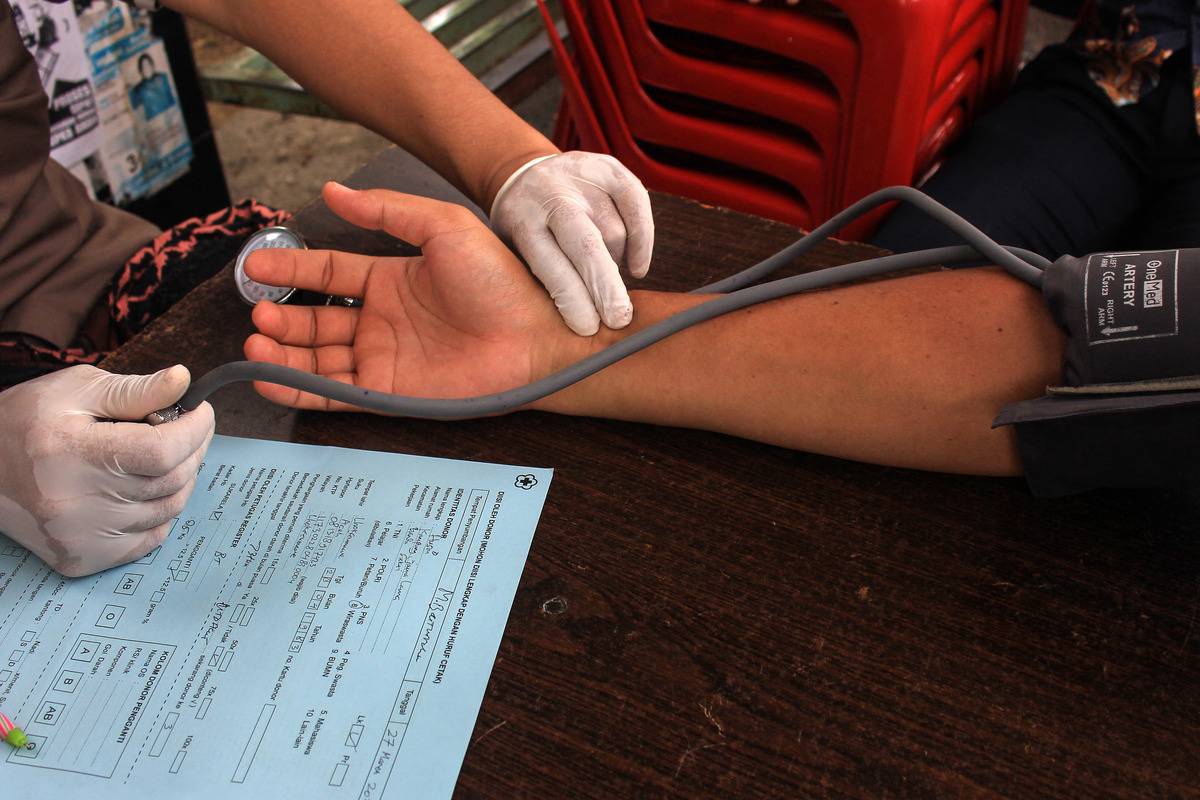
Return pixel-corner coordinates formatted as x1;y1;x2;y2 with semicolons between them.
640;0;860;102
936;2;998;109
539;0;815;227
988;0;1032;99
551;95;581;151
917;60;980;172
537;0;606;152
916;106;966;180
949;0;993;38
639;0;964;232
919;4;997;171
543;0;1006;235
607;0;842;164
915;2;1001;177
580;0;831;215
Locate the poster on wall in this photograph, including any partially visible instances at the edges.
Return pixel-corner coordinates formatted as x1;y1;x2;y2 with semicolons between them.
16;0;194;205
11;0;103;166
118;37;192;195
80;0;193;202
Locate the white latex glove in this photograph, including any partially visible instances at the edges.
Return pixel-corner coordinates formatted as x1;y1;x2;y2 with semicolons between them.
490;151;654;335
0;365;215;577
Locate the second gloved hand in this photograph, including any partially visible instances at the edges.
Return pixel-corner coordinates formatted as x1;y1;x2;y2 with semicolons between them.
0;365;215;577
490;151;654;336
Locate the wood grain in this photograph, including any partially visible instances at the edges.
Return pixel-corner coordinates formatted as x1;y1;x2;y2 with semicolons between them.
103;148;1200;799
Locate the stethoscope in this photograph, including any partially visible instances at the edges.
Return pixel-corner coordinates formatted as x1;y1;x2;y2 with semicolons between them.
233;226;362;309
146;186;1049;425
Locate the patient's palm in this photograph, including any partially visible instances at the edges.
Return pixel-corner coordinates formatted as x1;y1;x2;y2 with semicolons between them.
352;227;557;399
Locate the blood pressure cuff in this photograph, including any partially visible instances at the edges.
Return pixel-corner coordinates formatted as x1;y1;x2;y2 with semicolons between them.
993;249;1200;496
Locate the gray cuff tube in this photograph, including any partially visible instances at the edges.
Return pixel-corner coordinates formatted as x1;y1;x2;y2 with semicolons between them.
694;185;1050;294
174;242;1044;419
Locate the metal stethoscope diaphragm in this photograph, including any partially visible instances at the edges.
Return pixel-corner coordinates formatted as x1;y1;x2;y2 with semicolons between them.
233;226;362;309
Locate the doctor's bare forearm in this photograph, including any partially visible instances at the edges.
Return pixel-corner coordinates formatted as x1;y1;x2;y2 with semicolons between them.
534;268;1065;476
166;0;556;208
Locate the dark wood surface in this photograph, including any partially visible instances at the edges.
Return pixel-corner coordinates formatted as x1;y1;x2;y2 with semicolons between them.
102;148;1200;798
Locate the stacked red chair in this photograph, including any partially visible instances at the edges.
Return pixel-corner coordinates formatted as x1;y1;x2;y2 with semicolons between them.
538;0;1031;238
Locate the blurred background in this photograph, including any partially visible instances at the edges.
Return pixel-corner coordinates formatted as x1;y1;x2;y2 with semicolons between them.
51;1;1081;230
187;13;565;211
196;1;1076;226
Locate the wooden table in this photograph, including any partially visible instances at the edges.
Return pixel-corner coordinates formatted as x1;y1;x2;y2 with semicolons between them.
102;148;1200;798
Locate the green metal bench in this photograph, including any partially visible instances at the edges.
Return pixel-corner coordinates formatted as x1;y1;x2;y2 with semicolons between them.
197;0;563;117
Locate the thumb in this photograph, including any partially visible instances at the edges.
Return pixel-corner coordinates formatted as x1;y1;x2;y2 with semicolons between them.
322;181;480;248
77;365;191;421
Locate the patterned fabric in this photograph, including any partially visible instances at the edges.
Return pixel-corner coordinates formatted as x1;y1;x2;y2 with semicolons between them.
0;199;290;391
1073;0;1200;130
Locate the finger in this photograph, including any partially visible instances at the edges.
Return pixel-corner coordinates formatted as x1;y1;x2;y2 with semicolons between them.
591;195;628;266
53;521;174;578
243;332;283;368
80;476;196;539
244;334;356;376
119;429;212;501
246;247;374;300
77;364;191;421
96;401;215;477
243;335;362;411
252;373;362;412
118;520;174;565
513;227;601;336
546;205;633;329
251;301;360;347
121;477;195;532
322;182;480;248
601;160;654;279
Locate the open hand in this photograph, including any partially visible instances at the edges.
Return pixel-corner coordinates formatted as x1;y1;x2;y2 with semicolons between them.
243;183;585;412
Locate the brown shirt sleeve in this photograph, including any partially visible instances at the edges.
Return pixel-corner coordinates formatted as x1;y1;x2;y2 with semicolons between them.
0;0;158;347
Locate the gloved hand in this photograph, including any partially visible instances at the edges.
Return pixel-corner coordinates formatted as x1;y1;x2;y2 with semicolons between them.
0;365;215;577
490;151;654;336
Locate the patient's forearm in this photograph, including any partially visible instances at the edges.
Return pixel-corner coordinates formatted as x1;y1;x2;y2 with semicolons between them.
537;268;1064;475
169;0;555;208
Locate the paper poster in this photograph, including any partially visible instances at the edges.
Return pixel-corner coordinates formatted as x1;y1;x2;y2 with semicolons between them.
77;1;148;203
12;0;102;166
17;0;196;205
79;0;192;202
116;36;191;196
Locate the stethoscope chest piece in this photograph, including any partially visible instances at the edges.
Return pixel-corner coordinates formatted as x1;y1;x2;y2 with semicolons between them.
233;226;304;305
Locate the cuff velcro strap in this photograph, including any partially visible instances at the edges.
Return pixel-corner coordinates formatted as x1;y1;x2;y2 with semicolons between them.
1046;375;1200;395
992;389;1200;496
993;386;1200;427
